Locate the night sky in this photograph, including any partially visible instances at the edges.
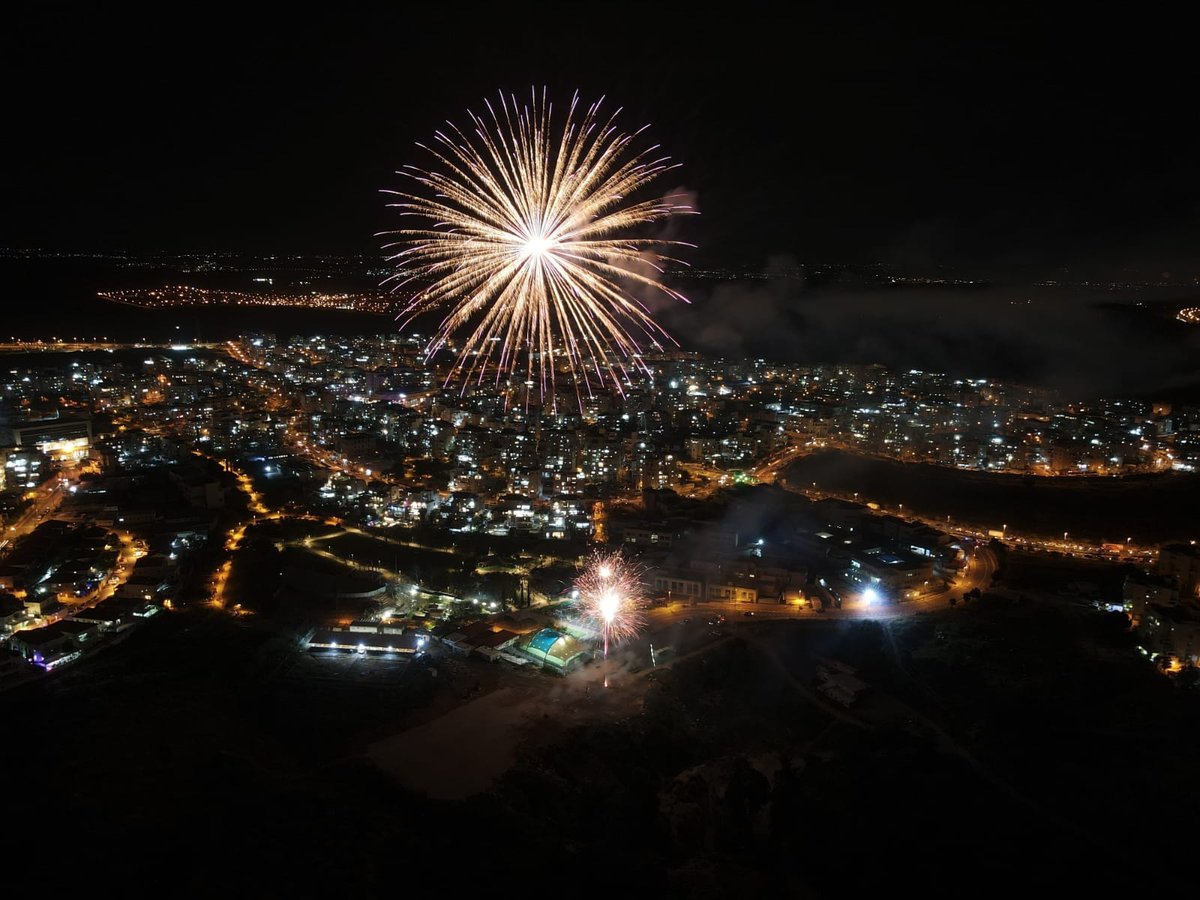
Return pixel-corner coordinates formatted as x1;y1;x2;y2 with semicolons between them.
7;7;1199;275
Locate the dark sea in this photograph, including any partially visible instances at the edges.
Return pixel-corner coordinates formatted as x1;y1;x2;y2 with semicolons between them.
3;254;1199;401
0;255;391;345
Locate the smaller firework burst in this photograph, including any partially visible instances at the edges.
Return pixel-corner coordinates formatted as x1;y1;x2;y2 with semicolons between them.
574;551;646;658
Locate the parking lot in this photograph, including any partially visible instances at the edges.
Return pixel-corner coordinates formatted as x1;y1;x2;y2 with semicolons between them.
282;648;414;685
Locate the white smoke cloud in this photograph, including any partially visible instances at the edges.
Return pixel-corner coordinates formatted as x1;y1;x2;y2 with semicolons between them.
657;262;1200;398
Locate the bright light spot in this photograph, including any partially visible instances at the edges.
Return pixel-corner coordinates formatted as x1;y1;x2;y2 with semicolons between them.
599;590;619;623
522;235;554;258
863;586;880;606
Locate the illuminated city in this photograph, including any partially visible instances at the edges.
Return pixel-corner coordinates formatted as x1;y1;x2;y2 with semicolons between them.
99;285;406;315
3;8;1199;896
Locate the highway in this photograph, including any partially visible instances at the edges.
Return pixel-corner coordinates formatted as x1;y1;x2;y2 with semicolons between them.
4;475;67;543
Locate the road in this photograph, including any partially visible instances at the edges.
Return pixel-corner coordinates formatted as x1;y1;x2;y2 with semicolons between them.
753;442;820;484
2;467;147;633
4;475;67;543
754;441;1158;565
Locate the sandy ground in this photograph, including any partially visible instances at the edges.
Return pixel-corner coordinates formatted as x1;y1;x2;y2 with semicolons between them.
367;662;639;800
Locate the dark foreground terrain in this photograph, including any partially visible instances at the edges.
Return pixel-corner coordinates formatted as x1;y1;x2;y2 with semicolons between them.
2;594;1193;896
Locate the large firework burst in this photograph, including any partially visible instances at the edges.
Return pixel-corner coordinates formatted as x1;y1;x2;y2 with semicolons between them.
574;550;646;658
381;88;693;403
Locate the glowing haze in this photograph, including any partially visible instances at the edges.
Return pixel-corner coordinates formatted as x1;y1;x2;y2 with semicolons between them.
575;550;646;657
381;88;694;405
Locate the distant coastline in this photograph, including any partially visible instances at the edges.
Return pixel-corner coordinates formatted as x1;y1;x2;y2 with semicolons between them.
3;252;1199;398
98;285;403;316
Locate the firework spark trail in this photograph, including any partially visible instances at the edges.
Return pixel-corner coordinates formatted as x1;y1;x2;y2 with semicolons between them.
380;88;694;407
574;550;646;659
